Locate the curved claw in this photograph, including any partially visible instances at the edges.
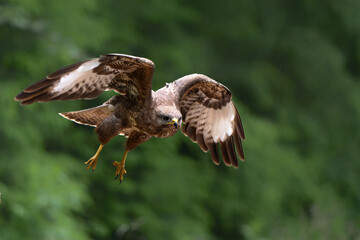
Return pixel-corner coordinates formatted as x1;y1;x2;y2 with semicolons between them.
113;161;127;183
85;144;104;172
112;150;129;183
85;157;98;171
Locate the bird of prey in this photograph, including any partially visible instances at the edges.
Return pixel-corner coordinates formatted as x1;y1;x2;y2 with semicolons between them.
15;54;245;183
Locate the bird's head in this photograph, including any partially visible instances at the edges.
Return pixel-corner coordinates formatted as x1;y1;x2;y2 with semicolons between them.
154;105;182;134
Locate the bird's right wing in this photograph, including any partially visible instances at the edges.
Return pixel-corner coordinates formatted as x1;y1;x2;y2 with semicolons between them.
15;54;155;105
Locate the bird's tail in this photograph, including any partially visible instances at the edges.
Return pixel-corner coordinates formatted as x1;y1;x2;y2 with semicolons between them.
59;104;114;127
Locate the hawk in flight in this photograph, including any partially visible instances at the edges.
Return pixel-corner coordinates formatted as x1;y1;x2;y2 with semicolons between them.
15;54;245;182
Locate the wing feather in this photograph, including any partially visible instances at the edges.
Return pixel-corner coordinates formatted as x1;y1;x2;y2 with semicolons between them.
226;138;238;168
59;103;114;127
233;128;245;161
187;126;197;142
220;141;231;166
15;54;155;105
196;132;208;152
169;74;245;167
206;142;220;165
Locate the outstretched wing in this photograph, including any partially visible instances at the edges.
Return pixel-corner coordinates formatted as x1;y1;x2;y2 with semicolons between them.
170;74;245;168
15;54;155;105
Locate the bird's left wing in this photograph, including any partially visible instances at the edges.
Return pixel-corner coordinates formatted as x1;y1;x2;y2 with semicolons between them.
170;74;245;167
15;54;155;105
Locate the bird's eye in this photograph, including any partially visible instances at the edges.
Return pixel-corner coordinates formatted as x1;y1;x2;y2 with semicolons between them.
162;115;170;121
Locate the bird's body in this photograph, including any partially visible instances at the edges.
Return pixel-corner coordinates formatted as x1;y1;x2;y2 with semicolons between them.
15;54;245;182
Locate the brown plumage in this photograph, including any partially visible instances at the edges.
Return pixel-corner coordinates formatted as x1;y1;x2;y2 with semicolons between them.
15;53;245;183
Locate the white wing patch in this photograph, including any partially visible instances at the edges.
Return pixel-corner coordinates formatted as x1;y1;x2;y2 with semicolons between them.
53;59;101;92
204;103;235;142
211;103;235;142
185;101;236;142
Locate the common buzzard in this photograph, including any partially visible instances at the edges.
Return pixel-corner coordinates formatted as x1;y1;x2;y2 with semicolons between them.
15;54;245;182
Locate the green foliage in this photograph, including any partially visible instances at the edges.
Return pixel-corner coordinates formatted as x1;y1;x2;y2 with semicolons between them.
1;0;359;239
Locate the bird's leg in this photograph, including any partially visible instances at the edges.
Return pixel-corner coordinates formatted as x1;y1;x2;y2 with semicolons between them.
85;144;104;171
112;150;128;183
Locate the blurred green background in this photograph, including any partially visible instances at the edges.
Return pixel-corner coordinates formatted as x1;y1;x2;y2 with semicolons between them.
1;0;360;239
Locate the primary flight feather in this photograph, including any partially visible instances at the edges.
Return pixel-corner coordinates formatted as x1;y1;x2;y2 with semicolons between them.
15;53;245;182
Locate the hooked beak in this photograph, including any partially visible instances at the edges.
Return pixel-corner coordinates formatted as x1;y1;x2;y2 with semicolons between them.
171;118;180;128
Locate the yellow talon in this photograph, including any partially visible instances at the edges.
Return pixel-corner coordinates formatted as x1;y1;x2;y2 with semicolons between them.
85;144;104;171
113;150;128;183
